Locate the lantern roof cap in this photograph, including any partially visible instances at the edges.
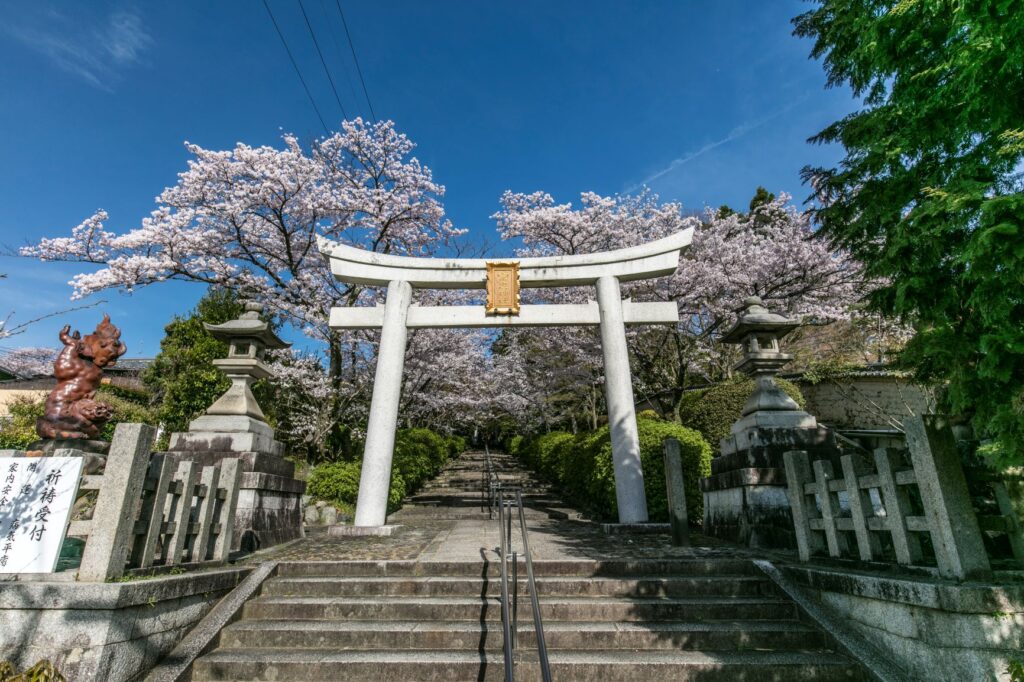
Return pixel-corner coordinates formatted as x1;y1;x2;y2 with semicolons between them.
721;296;800;344
203;301;289;350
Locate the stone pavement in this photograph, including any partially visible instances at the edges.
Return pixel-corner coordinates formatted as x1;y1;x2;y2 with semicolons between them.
251;449;766;564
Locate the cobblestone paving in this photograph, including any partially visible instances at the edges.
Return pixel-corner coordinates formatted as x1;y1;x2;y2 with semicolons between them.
247;519;454;562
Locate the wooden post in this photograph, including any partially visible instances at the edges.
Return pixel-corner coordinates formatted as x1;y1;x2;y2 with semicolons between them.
662;438;689;546
78;423;156;582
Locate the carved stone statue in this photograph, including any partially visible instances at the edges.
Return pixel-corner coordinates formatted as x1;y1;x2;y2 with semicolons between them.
36;315;127;440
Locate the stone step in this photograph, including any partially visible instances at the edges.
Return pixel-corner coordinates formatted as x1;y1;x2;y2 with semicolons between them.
241;595;798;622
192;648;864;681
274;559;763;578
260;575;778;598
218;619;827;651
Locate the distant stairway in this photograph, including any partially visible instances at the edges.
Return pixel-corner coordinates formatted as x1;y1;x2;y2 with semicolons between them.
390;449;573;521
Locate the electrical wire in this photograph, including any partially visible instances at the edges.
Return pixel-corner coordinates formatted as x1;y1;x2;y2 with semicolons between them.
261;0;330;134
334;0;377;122
297;0;349;121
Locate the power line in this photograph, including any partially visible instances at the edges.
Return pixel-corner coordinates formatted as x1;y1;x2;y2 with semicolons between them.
297;0;349;121
317;0;362;115
261;0;329;134
334;0;377;122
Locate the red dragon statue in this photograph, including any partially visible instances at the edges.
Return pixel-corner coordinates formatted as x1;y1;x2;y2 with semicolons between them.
36;315;128;440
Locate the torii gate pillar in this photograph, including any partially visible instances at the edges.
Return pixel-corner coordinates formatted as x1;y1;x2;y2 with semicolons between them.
354;279;412;527
596;275;648;523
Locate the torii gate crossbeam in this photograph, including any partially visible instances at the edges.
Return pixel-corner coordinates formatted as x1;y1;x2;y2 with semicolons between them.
319;230;692;527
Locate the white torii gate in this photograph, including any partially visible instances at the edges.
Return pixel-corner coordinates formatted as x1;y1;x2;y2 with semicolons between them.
319;229;692;527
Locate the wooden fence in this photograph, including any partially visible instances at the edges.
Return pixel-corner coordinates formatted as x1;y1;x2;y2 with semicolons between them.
67;424;241;581
784;415;1024;579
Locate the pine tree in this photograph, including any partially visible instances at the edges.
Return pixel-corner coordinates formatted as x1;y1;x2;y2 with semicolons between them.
143;288;245;435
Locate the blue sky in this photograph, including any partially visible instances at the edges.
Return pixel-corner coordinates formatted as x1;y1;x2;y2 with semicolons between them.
0;0;855;356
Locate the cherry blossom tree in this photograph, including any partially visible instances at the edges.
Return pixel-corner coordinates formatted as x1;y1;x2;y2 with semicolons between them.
0;347;58;378
23;119;462;340
23;119;471;449
492;188;867;422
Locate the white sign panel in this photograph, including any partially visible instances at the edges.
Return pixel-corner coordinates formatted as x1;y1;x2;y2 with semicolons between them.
0;457;83;573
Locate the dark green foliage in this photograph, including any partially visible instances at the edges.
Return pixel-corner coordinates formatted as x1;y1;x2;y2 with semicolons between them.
0;390;158;448
0;658;66;681
677;378;804;453
143;288;249;436
1008;658;1024;682
794;1;1024;465
306;428;466;513
305;460;362;511
515;420;712;523
0;396;41;449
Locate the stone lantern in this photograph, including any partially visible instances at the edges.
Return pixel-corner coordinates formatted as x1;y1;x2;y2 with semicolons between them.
198;301;289;425
165;301;305;550
699;295;839;549
721;296;807;430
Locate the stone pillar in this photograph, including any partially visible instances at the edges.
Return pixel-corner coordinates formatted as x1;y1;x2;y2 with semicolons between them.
596;275;649;524
355;279;413;527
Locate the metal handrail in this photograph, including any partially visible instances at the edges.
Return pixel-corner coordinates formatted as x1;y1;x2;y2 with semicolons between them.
516;489;551;682
495;488;552;682
497;489;515;682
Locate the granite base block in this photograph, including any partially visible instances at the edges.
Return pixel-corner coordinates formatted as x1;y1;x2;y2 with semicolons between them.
0;568;249;682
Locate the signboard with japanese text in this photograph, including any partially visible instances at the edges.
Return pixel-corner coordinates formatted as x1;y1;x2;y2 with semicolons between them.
0;457;83;573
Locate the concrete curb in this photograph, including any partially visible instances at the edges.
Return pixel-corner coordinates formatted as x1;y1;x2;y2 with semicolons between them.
753;559;906;682
143;561;278;682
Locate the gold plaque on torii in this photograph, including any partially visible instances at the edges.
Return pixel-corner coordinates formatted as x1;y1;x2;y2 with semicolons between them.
485;261;521;315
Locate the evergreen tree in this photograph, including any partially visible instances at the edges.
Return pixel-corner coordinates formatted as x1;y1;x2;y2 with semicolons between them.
795;1;1024;464
144;288;246;435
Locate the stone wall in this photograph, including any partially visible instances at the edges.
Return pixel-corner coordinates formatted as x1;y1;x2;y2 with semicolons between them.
0;567;250;681
0;389;49;418
793;374;935;431
784;564;1024;680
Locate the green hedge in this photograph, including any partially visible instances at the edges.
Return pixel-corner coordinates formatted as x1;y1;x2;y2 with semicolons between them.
306;428;466;513
516;420;712;523
677;377;804;453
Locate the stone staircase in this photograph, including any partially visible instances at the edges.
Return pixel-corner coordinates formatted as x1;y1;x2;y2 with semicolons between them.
190;450;867;680
389;449;577;521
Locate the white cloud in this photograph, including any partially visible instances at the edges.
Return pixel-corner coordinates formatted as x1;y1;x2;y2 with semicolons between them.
3;5;152;91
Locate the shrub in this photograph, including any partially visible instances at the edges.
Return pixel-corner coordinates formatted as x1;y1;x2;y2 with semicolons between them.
306;427;464;513
0;390;158;448
306;460;362;506
0;396;42;449
677;377;804;453
507;434;524;457
515;420;712;523
637;409;662;421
